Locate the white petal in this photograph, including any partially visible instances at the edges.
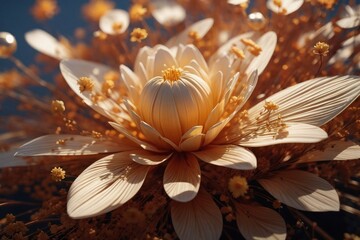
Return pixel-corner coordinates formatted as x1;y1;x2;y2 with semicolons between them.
209;31;254;65
0;147;27;168
239;123;328;147
267;0;304;15
244;32;277;75
336;16;360;29
193;145;257;170
151;0;186;27
166;18;214;48
247;76;360;127
109;122;166;153
258;170;340;211
25;29;70;60
298;141;360;163
99;9;129;35
163;154;201;202
67;152;149;218
60;59;123;121
129;149;172;165
171;189;223;240
228;0;248;5
15;135;127;156
236;204;286;240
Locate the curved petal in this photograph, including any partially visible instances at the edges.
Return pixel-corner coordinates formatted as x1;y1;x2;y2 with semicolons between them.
109;121;166;153
336;16;360;29
14;134;128;156
129;149;172;165
151;0;186;27
267;0;304;15
163;154;201;202
247;76;360;127
25;29;70;60
166;18;214;48
67;152;149;218
258;170;340;211
236;204;286;240
60;59;124;121
171;189;223;240
239;123;328;147
297;140;360;163
193;145;257;170
99;9;129;35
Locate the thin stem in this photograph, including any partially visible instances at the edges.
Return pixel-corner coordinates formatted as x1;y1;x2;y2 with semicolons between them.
9;56;55;91
315;55;323;77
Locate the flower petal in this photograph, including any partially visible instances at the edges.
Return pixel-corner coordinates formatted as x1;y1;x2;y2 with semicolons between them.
14;134;127;156
166;18;214;48
247;76;360;127
298;140;360;163
258;170;340;211
151;0;186;27
171;189;223;240
99;9;129;35
67;152;149;218
109;121;166;153
193;145;257;170
239;123;328;147
129;149;172;165
336;16;360;29
267;0;304;15
163;154;201;202
235;204;286;240
60;59;125;121
1;147;27;168
25;29;70;60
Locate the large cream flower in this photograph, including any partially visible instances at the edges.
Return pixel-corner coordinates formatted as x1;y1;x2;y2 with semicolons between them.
16;28;360;239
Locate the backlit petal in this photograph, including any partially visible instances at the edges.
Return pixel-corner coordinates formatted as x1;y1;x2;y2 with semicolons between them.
171;189;223;240
258;170;340;211
163;154;201;202
15;134;127;156
67;152;149;218
193;145;257;170
236;204;286;240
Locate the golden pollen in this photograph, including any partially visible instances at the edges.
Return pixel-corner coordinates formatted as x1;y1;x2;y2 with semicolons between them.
162;66;183;82
50;167;66;182
77;76;94;92
112;22;123;32
313;41;330;56
51;100;65;113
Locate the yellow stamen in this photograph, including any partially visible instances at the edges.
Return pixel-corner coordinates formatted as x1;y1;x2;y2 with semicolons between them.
241;38;262;56
112;22;123;32
50;167;66;182
78;77;94;92
264;101;279;111
230;46;245;59
130;28;148;42
273;0;282;8
188;30;201;42
162;66;183;82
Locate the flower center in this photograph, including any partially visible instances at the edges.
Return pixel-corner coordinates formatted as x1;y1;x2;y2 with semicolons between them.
162;66;182;82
